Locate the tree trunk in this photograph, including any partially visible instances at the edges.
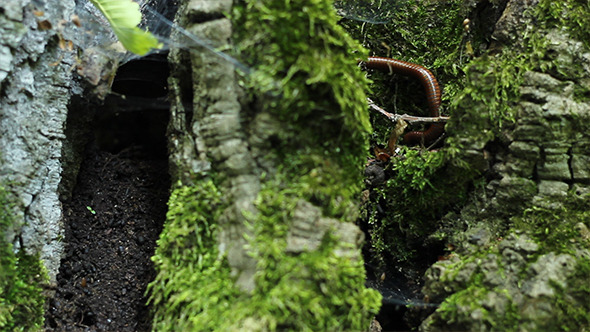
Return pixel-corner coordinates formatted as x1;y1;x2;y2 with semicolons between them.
148;0;381;330
1;0;79;329
3;0;588;330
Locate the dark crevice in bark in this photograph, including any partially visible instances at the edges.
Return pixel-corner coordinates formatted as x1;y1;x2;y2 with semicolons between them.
46;56;171;331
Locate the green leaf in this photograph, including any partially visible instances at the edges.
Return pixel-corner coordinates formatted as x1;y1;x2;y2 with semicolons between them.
89;0;162;55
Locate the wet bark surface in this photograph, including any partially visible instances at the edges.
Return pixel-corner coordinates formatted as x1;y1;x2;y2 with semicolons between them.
45;143;169;331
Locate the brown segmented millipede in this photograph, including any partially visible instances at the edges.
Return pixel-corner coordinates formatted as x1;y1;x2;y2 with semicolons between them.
365;56;445;145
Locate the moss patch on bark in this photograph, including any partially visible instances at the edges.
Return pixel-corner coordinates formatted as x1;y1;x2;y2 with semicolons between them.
148;0;381;330
0;185;47;331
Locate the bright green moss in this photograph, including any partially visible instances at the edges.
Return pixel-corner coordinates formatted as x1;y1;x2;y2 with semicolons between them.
149;150;381;332
445;17;550;148
335;0;484;264
0;185;47;331
341;0;590;328
435;285;520;331
233;0;372;169
280;152;364;221
151;0;381;330
147;179;242;331
424;191;590;330
535;0;590;102
339;0;467;133
231;1;382;327
365;146;474;262
236;176;381;331
537;0;590;49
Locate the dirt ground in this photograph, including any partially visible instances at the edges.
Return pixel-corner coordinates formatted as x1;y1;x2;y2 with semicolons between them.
45;143;169;331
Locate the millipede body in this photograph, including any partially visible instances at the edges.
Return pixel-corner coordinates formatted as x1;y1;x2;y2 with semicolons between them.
365;56;444;145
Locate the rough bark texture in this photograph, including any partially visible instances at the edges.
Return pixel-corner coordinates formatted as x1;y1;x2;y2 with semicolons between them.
149;0;380;330
419;1;590;330
1;1;132;329
0;0;79;284
165;0;260;291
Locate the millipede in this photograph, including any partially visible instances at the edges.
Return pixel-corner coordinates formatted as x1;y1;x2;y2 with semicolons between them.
365;56;445;145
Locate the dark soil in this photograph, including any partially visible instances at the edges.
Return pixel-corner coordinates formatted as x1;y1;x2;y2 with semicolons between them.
45;142;169;331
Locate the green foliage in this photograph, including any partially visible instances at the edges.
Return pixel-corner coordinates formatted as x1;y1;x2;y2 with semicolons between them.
448;0;590;141
232;0;382;324
425;242;521;331
356;0;588;264
89;0;162;55
391;147;445;193
340;0;467;132
537;0;590;48
336;0;483;264
339;0;465;68
431;248;590;331
436;284;520;331
0;186;47;331
365;145;475;263
280;152;363;221
445;19;550;147
233;0;371;167
534;0;590;101
232;0;375;235
426;191;590;330
343;0;590;328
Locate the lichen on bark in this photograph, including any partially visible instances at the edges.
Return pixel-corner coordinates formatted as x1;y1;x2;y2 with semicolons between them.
149;0;381;330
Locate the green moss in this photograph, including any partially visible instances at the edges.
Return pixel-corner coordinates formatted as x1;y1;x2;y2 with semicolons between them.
0;185;47;331
335;0;486;265
534;0;590;101
150;0;381;330
431;253;590;331
149;156;381;332
339;0;468;137
231;1;382;326
241;177;381;331
425;247;520;330
280;152;363;221
424;192;590;330
365;146;475;262
537;0;590;49
549;258;590;331
147;179;242;331
232;0;377;277
512;193;590;254
351;0;590;265
233;0;371;169
342;0;590;328
437;284;520;331
445;27;548;147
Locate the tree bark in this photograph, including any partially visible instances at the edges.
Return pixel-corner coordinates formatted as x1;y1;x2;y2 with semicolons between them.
0;0;80;285
149;0;381;330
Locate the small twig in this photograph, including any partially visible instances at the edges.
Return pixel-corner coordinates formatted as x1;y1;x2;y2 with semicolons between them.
368;98;450;124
